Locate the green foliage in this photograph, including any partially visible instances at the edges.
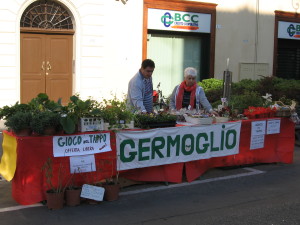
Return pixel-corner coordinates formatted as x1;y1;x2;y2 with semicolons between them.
60;116;77;134
41;158;64;193
229;91;264;114
28;93;62;113
198;78;223;103
100;96;134;126
68;95;101;117
59;94;102;134
31;111;61;135
134;113;177;129
231;79;260;95
198;78;223;90
0;102;32;120
4;111;32;133
199;76;300;113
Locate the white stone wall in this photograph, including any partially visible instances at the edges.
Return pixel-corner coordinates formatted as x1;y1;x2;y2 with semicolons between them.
0;1;20;106
0;0;143;107
205;0;299;81
0;0;298;108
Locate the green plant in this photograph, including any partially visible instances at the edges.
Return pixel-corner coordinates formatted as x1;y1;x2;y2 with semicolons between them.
200;76;300;114
28;93;62;113
231;79;260;95
0;102;32;120
198;78;223;103
41;158;64;193
134;112;177;129
60;94;102;134
4;111;33;133
31;111;61;135
100;95;134;129
229;91;264;114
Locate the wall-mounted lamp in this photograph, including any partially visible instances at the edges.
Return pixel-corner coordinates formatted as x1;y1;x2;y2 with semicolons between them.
116;0;128;5
292;0;300;12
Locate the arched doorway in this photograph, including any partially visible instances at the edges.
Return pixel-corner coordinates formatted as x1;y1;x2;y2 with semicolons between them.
20;0;74;104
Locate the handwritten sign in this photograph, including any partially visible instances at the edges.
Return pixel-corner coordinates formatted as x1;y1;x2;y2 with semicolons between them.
53;132;111;157
250;134;265;150
251;120;266;135
69;155;96;173
267;119;281;134
250;120;266;150
80;184;105;201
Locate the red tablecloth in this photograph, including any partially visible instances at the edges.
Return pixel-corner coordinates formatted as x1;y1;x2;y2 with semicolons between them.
119;118;295;182
8;131;116;205
3;118;295;205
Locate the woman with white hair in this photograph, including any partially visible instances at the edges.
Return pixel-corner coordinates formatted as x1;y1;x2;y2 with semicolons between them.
170;67;218;115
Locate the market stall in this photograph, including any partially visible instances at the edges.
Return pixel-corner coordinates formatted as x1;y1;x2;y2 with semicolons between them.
0;117;295;205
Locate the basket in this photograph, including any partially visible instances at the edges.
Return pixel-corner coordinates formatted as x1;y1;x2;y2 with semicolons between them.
183;114;213;125
215;117;229;123
274;101;296;117
79;117;104;132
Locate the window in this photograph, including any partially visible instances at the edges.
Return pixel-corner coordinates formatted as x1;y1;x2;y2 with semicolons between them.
20;0;73;30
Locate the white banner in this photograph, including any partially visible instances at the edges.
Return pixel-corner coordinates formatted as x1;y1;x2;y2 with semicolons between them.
53;132;111;157
148;8;211;33
116;122;241;171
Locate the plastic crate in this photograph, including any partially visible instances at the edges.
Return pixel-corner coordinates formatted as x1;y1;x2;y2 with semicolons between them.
79;117;104;132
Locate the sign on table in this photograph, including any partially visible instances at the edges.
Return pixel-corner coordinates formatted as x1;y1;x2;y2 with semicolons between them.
116;121;242;171
80;184;105;201
53;132;111;157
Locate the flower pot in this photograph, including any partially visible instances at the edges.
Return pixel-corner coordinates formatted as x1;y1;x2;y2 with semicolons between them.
102;183;120;201
215;117;229;123
43;127;57;136
65;187;81;207
14;128;32;136
46;191;64;210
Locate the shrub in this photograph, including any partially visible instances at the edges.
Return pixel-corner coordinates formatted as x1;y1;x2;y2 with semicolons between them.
31;111;61;135
229;91;264;114
200;76;300;112
4;111;32;133
198;78;223;103
0;102;32;120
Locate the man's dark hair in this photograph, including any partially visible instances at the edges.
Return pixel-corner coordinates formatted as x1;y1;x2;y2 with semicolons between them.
141;59;155;69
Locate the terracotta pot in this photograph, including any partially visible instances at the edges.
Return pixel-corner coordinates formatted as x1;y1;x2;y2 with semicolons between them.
46;191;64;210
14;128;32;137
43;127;57;136
65;188;81;207
102;183;120;201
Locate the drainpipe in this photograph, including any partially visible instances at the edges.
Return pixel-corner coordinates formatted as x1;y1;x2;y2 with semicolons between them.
254;0;259;63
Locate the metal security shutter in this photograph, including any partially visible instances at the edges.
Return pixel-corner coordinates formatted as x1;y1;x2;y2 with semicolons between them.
277;39;300;80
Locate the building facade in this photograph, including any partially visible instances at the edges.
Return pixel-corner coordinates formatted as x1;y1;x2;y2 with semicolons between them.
0;0;299;108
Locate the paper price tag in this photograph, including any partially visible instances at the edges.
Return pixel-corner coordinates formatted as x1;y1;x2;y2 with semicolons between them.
80;184;105;201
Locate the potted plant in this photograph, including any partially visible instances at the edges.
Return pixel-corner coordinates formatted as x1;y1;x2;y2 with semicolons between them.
31;111;62;135
102;176;120;201
60;94;102;134
134;112;177;129
28;93;62;113
64;171;82;207
0;102;32;121
100;96;134;130
101;158;120;201
41;158;65;210
4;111;33;136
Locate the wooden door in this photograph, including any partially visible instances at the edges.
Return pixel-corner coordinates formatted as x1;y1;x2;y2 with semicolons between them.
20;33;73;104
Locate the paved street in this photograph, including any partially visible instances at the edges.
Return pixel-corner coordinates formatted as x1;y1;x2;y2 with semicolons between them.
0;131;300;225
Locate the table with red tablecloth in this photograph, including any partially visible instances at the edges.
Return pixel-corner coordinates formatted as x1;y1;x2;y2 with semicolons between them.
120;118;295;182
0;118;295;205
